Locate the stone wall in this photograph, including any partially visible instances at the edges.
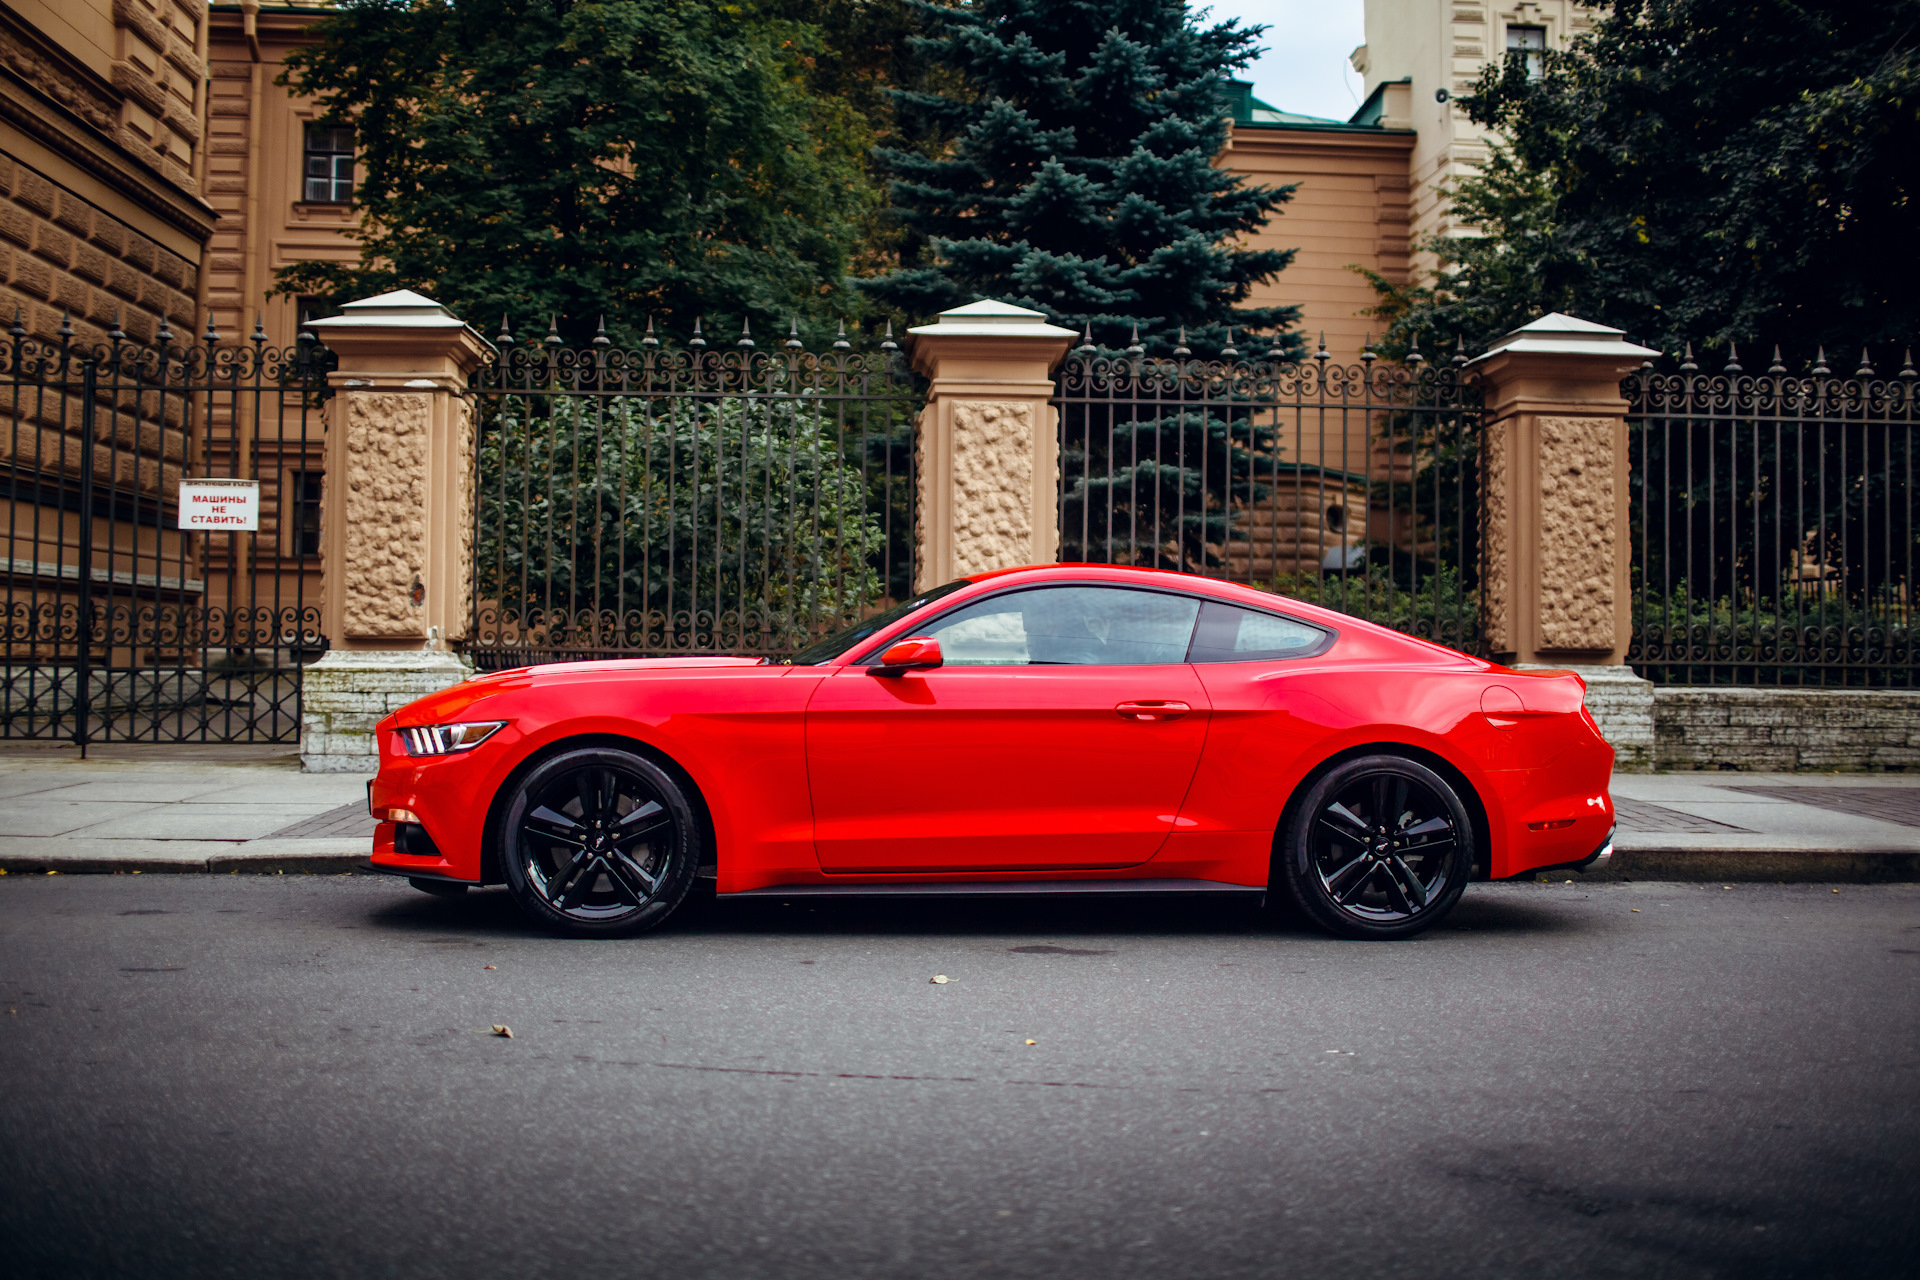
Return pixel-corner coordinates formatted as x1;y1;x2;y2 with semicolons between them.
0;151;197;348
1654;688;1920;772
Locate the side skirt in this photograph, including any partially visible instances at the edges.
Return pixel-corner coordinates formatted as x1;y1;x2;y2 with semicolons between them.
719;879;1266;901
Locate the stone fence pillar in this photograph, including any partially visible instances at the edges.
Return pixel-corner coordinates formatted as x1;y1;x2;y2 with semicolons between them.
1471;313;1660;770
298;290;490;772
907;300;1077;591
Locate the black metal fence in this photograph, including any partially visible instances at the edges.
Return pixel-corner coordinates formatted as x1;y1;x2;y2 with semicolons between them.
0;321;331;747
466;321;920;666
1626;350;1917;686
1052;337;1486;654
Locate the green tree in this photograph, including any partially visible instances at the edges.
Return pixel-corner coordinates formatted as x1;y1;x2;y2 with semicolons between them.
864;0;1300;354
275;0;878;343
1369;0;1920;356
478;395;888;653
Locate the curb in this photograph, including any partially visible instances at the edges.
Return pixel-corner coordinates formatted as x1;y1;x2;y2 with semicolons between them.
1573;848;1920;884
0;855;374;875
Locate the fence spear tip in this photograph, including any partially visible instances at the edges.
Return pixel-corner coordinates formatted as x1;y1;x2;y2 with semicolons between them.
1769;344;1786;375
1856;348;1874;378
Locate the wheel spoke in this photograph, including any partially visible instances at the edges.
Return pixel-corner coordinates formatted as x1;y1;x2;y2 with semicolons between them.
613;800;671;847
1323;850;1373;896
1369;776;1391;828
1390;777;1409;829
557;857;600;910
576;769;606;825
1402;815;1451;838
1323;801;1369;837
1387;856;1430;908
1316;817;1365;849
1336;861;1379;906
609;849;659;900
1378;865;1415;915
542;849;590;905
526;805;587;847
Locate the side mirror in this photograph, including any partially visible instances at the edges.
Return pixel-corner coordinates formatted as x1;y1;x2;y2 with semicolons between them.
871;636;942;675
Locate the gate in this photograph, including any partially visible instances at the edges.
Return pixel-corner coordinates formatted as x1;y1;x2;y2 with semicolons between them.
465;321;921;667
0;322;330;747
1053;339;1486;653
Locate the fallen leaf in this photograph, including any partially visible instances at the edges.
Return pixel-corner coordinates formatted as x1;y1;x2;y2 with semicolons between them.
46;869;56;876
491;1024;512;1038
1630;908;1641;913
930;975;949;984
1025;1039;1036;1045
484;965;497;970
1832;888;1841;893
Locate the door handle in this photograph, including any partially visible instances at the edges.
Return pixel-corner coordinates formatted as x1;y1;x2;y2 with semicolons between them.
1115;700;1191;722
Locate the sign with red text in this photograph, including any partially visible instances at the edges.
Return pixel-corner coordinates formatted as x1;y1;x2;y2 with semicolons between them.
178;479;260;531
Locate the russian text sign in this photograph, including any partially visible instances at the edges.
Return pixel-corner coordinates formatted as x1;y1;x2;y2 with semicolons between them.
178;479;260;531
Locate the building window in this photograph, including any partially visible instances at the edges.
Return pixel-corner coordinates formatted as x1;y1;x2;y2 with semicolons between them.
290;471;323;557
303;125;354;203
1506;25;1547;79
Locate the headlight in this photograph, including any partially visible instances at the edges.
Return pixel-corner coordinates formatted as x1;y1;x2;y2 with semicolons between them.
397;721;505;756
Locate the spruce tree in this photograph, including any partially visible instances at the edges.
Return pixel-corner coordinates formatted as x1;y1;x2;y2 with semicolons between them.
864;0;1300;355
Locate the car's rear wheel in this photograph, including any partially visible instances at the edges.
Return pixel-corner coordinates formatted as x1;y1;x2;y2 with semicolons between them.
1279;754;1472;940
499;747;697;937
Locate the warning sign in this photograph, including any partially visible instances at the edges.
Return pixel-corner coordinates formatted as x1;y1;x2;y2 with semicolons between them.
178;479;260;531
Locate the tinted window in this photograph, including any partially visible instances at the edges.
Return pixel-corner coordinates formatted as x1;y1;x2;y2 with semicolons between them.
901;586;1201;666
1187;600;1327;663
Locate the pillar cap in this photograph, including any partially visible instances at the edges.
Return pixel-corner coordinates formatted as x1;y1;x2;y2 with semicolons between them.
907;299;1079;339
1470;312;1659;363
308;289;468;331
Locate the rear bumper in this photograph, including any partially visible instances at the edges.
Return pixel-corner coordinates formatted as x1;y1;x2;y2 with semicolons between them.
1507;826;1615;879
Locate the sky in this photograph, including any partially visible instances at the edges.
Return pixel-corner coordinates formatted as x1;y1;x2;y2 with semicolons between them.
1202;0;1368;123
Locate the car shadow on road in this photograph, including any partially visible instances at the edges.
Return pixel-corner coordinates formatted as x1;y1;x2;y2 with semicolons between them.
357;879;1589;942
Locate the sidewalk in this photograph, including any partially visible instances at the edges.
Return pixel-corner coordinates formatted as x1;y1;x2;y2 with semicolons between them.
0;744;1913;881
1603;772;1920;881
0;743;372;874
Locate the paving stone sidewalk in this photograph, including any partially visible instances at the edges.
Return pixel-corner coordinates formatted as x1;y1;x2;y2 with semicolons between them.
0;743;1912;880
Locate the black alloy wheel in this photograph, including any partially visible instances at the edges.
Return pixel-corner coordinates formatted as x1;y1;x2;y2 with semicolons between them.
1279;754;1472;940
499;747;698;937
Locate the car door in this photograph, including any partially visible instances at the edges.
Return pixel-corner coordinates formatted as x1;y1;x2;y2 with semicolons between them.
805;585;1212;873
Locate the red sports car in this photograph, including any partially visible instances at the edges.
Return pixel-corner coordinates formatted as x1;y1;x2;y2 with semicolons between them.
367;565;1615;939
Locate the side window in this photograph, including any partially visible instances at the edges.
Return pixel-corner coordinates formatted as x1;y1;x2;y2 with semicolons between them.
907;586;1202;666
1187;600;1328;663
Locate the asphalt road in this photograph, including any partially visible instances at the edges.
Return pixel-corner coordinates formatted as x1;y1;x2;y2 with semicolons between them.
0;876;1915;1280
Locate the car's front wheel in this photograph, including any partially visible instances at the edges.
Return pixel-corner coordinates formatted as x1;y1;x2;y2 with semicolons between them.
499;747;698;937
1279;754;1473;940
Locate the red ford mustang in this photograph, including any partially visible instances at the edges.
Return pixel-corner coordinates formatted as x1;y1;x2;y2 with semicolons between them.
367;565;1615;939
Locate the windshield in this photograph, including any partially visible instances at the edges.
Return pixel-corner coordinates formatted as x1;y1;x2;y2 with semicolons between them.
783;581;971;666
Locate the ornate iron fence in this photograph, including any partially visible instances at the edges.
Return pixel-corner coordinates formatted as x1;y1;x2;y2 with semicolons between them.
1626;349;1917;686
0;320;331;747
1052;336;1486;654
466;320;920;667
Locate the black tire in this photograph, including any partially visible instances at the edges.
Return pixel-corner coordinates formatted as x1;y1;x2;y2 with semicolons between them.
499;747;699;937
408;877;468;898
1278;754;1473;940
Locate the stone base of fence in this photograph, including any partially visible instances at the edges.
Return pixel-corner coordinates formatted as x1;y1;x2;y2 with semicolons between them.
1653;688;1920;773
1517;663;1655;773
299;650;472;773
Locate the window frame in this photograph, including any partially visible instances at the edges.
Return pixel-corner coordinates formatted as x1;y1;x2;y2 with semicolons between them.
1503;23;1548;80
851;582;1336;668
301;124;355;205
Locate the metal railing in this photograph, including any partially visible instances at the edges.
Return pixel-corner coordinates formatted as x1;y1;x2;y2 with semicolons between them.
466;320;920;666
1626;349;1917;687
1053;336;1486;654
0;320;331;746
